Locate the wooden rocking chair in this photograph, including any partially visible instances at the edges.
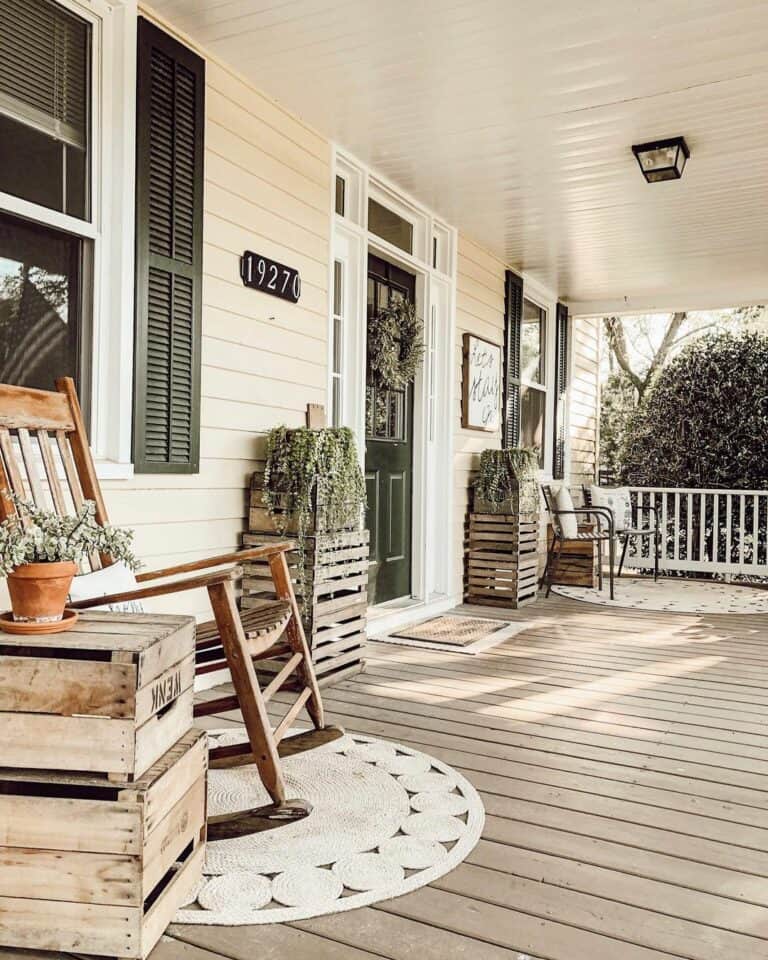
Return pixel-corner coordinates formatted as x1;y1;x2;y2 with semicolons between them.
0;377;343;836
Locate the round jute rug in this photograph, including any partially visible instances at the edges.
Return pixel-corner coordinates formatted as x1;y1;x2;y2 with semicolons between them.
554;577;768;615
175;729;484;925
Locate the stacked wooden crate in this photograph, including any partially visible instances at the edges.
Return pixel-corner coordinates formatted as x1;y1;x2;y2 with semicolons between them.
546;523;598;587
243;473;367;686
465;495;541;608
0;612;206;959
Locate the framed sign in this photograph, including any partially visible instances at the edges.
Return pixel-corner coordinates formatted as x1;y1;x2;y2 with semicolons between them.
462;333;501;431
240;251;301;303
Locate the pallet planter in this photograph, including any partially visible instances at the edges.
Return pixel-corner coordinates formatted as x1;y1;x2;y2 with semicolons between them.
242;528;368;687
465;509;540;608
0;729;206;958
0;612;195;781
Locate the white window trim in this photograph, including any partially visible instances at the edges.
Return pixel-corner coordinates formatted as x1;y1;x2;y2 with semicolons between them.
330;147;457;611
519;275;559;479
0;0;137;480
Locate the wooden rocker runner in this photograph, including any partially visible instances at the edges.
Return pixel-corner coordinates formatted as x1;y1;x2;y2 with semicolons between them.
0;377;343;836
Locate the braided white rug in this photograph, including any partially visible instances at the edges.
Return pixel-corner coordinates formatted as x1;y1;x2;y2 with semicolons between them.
554;577;768;615
175;728;484;925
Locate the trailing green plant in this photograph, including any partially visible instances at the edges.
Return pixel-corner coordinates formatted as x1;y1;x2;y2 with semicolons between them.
262;426;366;606
367;296;425;389
474;447;539;505
0;497;139;577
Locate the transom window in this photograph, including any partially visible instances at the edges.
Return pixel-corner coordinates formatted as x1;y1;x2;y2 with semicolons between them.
368;198;413;255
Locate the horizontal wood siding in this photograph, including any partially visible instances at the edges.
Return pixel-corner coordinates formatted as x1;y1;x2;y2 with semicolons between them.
104;21;331;619
569;316;600;498
453;235;506;597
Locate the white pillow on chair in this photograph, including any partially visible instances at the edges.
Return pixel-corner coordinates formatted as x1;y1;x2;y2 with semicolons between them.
589;485;632;532
68;562;146;613
553;486;579;539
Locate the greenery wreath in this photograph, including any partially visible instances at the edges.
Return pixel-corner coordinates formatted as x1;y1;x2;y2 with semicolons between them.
367;297;425;390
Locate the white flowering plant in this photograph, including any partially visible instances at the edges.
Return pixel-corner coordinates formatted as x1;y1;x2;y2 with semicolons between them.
0;497;140;577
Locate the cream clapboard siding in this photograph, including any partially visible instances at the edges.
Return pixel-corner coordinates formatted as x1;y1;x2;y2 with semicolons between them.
102;20;331;619
568;316;601;497
453;235;506;597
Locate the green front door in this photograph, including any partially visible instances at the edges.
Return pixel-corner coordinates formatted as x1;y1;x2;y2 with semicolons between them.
365;254;416;605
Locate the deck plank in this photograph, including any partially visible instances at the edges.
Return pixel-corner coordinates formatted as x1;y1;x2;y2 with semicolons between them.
172;594;768;960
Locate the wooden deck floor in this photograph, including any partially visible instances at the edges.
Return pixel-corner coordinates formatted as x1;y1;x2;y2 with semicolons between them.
6;593;768;960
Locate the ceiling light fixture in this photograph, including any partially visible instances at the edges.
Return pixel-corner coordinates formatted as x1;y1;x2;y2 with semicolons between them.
632;136;690;183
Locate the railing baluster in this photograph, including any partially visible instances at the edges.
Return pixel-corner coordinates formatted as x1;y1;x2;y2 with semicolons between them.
674;493;680;562
752;494;759;570
725;495;733;566
739;495;746;568
713;493;720;565
661;490;668;567
699;492;706;563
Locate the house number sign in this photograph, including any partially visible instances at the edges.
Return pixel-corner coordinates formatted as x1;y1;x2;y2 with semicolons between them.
240;250;301;303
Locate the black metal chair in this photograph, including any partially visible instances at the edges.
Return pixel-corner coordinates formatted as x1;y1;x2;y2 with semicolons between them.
583;485;661;581
541;484;616;600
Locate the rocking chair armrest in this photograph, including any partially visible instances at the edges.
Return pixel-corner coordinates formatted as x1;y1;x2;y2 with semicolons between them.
135;542;296;583
69;566;243;610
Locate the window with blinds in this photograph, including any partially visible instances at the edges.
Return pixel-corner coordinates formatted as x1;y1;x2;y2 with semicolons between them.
133;18;204;474
0;0;91;219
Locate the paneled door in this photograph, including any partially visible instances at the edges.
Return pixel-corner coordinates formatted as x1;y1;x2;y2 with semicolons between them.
365;253;416;604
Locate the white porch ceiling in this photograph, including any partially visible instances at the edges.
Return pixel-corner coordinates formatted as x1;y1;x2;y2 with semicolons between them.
151;0;768;311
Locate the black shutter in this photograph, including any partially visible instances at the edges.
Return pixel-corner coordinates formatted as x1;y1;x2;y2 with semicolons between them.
552;302;569;479
134;18;204;474
502;270;523;448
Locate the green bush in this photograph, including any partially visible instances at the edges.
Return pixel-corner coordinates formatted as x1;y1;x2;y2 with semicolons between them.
620;332;768;489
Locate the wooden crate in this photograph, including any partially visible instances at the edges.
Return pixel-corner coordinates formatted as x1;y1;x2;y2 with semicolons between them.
248;473;362;536
0;728;206;958
465;512;540;608
0;611;195;781
546;524;598;587
242;528;368;686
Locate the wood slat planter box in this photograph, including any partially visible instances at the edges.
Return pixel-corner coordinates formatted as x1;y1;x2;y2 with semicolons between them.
0;612;195;781
465;512;540;608
546;524;598;587
242;528;368;687
0;729;206;958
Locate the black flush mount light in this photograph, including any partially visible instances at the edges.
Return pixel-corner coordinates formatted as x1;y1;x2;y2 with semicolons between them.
632;136;690;183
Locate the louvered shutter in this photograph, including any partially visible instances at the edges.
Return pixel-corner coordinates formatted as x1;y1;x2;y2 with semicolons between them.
0;0;89;149
552;302;569;480
134;18;203;474
502;270;524;448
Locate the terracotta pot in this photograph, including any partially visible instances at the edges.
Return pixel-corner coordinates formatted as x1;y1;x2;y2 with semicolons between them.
7;561;77;623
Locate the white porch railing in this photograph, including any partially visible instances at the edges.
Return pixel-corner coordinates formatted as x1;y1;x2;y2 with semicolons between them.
627;487;768;577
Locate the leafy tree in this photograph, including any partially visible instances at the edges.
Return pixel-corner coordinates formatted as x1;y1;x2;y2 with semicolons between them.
620;332;768;489
599;373;636;480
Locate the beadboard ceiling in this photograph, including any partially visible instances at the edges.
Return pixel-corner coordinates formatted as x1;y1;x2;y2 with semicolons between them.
150;0;768;312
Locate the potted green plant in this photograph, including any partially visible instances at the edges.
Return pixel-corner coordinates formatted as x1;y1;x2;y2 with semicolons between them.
0;498;138;625
261;426;366;603
473;447;539;515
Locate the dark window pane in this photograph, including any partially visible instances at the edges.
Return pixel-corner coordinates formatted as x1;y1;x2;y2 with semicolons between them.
0;211;81;391
368;198;413;254
521;385;545;466
335;175;346;216
0;114;63;212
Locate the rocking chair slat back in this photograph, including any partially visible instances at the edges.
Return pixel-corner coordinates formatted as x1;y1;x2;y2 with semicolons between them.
0;379;112;571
